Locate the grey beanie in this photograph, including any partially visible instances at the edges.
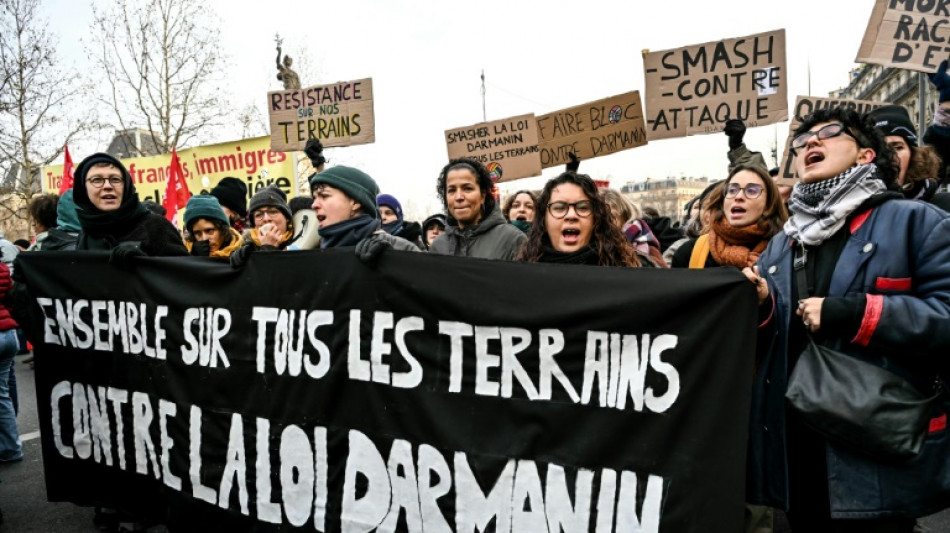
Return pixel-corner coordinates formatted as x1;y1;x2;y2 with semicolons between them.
248;186;292;227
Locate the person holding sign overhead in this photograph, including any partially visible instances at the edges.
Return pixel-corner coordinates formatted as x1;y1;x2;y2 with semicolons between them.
517;172;649;267
748;107;950;531
429;158;526;260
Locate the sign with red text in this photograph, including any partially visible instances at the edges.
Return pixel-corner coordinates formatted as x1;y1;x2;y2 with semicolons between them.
537;92;648;169
42;136;296;205
268;78;375;151
858;0;950;72
643;29;788;140
445;114;543;182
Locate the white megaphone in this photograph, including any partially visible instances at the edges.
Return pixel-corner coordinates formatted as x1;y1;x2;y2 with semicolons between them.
286;209;321;250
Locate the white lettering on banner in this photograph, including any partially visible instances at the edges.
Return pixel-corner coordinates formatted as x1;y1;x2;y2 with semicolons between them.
50;381;666;531
35;298;169;358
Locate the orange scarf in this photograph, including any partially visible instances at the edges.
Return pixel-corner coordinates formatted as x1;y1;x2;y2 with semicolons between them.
707;218;769;269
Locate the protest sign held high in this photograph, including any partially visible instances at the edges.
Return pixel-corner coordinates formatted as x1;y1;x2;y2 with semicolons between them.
858;0;950;72
20;250;756;532
42;137;297;205
643;29;788;141
268;78;376;152
445;114;543;182
777;96;888;182
536;92;648;169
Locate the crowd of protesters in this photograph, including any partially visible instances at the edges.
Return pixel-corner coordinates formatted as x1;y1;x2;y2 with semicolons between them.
6;63;950;533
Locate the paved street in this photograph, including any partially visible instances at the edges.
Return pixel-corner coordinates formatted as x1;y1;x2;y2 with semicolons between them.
1;351;948;532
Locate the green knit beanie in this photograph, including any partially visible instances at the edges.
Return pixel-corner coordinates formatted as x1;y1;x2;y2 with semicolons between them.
309;165;380;218
184;195;229;230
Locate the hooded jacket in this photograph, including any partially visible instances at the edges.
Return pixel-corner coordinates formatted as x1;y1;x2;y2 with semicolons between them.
429;205;526;261
72;153;186;256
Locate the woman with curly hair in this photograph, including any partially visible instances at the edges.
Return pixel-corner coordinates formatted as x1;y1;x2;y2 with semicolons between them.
671;165;787;269
429;158;526;260
867;105;946;207
518;172;650;267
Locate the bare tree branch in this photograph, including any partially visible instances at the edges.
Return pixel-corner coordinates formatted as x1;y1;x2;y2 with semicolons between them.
86;0;227;156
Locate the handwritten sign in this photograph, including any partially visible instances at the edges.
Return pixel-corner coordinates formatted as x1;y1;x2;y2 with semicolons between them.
858;0;950;72
268;78;375;151
445;114;542;182
643;29;788;140
536;92;648;169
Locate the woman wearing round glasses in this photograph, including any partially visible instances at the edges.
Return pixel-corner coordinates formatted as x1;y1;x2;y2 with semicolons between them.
670;165;786;269
748;108;950;531
518;172;646;267
229;186;295;266
72;153;187;257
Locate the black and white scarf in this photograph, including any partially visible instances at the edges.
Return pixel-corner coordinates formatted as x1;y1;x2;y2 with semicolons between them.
785;164;886;246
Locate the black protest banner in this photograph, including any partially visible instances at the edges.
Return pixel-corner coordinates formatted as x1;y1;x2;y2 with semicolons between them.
858;0;950;72
268;78;375;152
20;250;756;532
643;29;788;141
536;92;649;169
777;96;888;182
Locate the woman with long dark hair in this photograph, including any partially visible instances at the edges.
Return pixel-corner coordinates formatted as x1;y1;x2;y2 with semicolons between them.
518;172;648;267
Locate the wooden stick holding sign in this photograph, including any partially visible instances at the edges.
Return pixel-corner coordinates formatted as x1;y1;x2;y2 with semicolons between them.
857;0;950;72
536;91;648;169
776;96;888;184
642;29;788;141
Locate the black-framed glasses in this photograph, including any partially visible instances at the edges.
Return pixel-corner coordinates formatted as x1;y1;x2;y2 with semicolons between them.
725;183;765;199
253;207;283;221
790;123;855;155
87;176;124;188
547;200;592;219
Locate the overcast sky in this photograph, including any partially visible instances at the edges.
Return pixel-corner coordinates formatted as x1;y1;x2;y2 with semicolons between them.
44;0;877;218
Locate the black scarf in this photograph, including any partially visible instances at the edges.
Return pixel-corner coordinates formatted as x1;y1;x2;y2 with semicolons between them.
73;153;149;250
538;245;599;265
381;219;404;235
319;215;380;248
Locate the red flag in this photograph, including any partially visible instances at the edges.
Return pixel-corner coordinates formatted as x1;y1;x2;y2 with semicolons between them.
58;145;74;194
162;148;191;225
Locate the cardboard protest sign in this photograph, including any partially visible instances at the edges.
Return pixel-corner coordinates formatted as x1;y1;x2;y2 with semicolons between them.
643;29;788;140
43;136;297;204
857;0;950;72
268;78;375;151
536;91;648;169
22;250;756;532
777;96;888;182
445;114;542;182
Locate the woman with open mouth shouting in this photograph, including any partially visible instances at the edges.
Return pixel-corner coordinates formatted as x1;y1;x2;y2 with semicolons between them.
517;172;648;267
671;165;787;269
748;107;950;532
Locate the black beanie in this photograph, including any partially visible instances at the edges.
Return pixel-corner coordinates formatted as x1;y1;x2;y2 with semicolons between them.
868;105;918;147
248;186;292;227
210;177;248;217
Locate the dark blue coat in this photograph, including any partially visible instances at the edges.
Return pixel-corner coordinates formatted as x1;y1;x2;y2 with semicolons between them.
749;198;950;519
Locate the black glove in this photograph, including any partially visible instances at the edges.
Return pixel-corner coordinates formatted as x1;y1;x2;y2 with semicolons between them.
190;240;211;257
229;243;254;269
109;242;147;269
928;59;950;103
566;152;580;172
304;138;327;168
724;119;746;149
355;234;392;266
